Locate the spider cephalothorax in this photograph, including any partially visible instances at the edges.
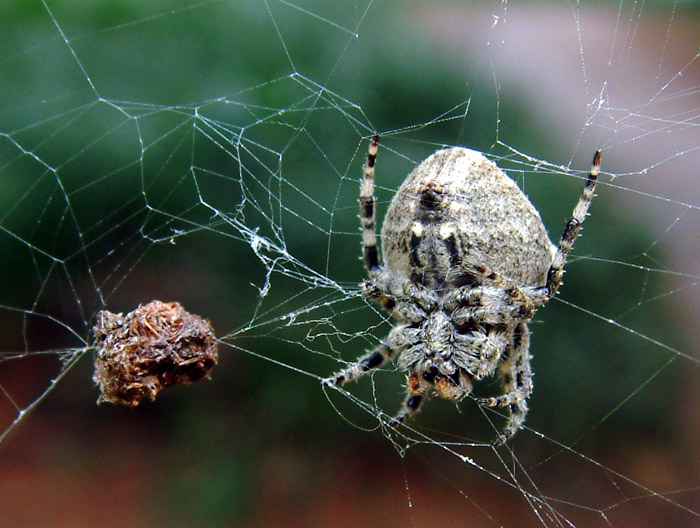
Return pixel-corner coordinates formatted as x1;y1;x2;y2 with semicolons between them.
324;136;600;446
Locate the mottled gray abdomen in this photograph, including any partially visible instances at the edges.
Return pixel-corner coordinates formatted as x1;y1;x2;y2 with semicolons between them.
380;148;556;287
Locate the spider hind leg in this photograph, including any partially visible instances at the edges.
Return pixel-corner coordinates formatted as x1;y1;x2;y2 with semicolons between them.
390;368;472;427
434;369;472;400
390;371;429;426
476;323;533;446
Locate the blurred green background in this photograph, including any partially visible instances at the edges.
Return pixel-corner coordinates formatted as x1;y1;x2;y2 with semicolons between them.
1;1;698;527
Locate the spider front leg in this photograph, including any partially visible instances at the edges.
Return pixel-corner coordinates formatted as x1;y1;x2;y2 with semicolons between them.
389;370;431;426
543;150;601;300
323;340;396;387
360;135;381;273
476;323;533;446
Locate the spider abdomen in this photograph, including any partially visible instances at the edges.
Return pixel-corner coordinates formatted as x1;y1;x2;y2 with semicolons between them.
381;148;555;287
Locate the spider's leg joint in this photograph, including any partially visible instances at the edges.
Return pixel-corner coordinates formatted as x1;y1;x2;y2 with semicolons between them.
388;416;403;428
390;394;424;427
407;394;423;410
476;396;498;407
491;430;513;448
592;149;602;175
360;350;385;371
322;374;345;386
368;134;379;159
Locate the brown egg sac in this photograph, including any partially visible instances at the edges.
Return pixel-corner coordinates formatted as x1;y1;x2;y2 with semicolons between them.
92;300;218;406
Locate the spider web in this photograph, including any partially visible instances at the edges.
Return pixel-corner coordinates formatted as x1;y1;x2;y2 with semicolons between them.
1;0;699;526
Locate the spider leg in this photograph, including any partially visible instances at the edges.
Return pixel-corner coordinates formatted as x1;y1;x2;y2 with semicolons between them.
391;367;474;427
390;371;430;426
447;264;536;325
456;327;510;380
451;286;534;326
323;340;396;387
475;323;533;446
360;135;381;273
543;150;601;300
433;369;472;400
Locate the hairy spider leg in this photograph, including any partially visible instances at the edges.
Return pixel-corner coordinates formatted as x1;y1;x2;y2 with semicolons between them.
323;340;397;387
447;264;536;324
360;135;381;272
461;327;511;380
544;150;601;299
476;323;533;447
390;370;431;426
391;368;472;427
434;369;473;400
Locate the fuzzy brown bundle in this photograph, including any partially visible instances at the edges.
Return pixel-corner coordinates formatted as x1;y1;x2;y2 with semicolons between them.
93;300;218;406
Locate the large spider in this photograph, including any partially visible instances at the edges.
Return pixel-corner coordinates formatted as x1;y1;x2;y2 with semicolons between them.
324;136;600;446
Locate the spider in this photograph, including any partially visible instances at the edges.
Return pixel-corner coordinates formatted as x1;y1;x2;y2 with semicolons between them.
323;136;600;446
